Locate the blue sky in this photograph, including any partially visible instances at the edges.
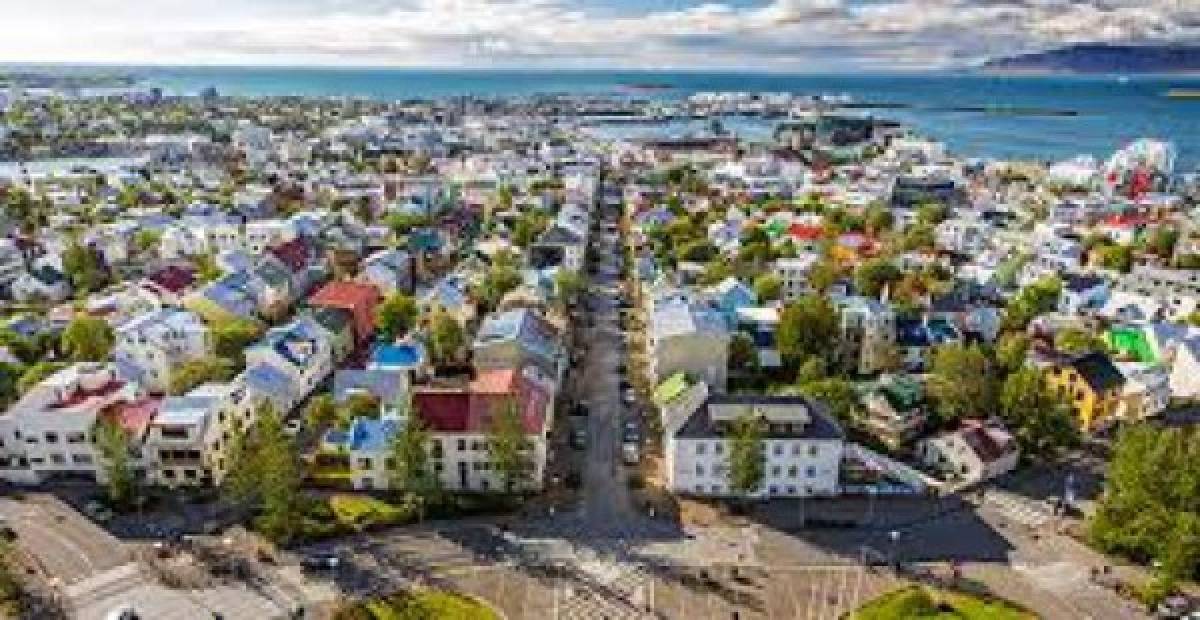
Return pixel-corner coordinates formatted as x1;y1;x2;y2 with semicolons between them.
2;1;1198;69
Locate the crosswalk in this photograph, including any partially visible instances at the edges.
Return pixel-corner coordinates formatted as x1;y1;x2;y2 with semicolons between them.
983;490;1055;528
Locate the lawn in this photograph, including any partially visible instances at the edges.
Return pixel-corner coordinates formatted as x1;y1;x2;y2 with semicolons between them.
328;494;411;529
850;586;1036;620
336;590;500;620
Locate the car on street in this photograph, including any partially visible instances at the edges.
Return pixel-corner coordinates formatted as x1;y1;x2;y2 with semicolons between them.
570;428;588;450
84;500;114;523
622;421;641;444
301;554;341;570
622;389;637;405
570;402;590;417
622;442;640;465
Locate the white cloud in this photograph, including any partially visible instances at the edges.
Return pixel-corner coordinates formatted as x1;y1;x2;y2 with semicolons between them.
0;0;1197;69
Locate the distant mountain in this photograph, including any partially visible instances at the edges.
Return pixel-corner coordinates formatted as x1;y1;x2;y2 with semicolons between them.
982;43;1200;74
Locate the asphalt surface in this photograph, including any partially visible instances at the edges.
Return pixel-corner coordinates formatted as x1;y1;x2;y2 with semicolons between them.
0;494;130;586
577;218;641;534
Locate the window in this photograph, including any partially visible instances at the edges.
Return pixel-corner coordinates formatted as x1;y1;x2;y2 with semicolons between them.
457;439;467;451
771;466;781;477
163;469;176;479
72;454;93;465
434;462;444;473
772;444;783;456
792;444;801;456
694;484;704;493
713;442;724;455
808;445;819;457
50;453;66;465
357;458;373;470
184;469;198;480
66;432;86;444
805;466;816;478
695;443;706;455
787;466;798;478
45;432;59;443
695;464;705;476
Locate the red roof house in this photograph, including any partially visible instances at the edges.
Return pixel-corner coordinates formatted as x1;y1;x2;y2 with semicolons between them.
309;281;381;344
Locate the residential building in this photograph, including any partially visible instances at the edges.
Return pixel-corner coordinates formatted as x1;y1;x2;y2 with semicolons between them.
833;296;897;376
1045;351;1126;431
243;315;334;414
862;375;926;451
360;248;413;296
308;281;381;345
917;419;1019;485
647;298;730;391
0;364;139;485
114;308;211;393
664;392;844;498
774;254;820;302
146;379;256;487
1059;273;1109;316
472;308;567;383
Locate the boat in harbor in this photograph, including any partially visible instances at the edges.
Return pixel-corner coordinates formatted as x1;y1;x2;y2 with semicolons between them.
1166;89;1200;99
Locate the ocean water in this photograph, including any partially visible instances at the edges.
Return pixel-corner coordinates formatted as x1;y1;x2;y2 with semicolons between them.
126;67;1200;170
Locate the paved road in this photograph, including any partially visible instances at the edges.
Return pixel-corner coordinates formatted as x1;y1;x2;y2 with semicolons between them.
0;494;130;586
577;214;640;533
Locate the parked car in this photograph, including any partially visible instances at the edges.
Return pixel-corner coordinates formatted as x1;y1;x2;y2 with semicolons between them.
570;402;590;417
301;554;340;570
570;428;588;450
622;442;640;466
84;500;114;523
622;421;641;444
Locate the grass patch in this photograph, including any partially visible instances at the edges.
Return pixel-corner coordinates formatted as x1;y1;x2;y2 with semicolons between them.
329;494;411;530
336;589;500;620
850;586;1035;620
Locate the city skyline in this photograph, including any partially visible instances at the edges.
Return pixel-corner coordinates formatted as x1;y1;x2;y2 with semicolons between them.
2;0;1198;70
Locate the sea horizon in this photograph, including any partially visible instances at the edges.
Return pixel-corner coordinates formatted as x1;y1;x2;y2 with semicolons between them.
4;65;1200;171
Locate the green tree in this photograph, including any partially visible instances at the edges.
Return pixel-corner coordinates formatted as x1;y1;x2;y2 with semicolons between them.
376;293;418;342
511;212;547;248
776;295;839;367
853;258;902;299
62;241;107;293
429;312;465;368
212;318;263;362
795;356;827;384
1096;244;1133;273
864;205;895;236
727;412;765;497
61;316;114;362
752;273;782;302
554;270;585;305
1088;425;1200;589
223;403;302;544
0;363;22;409
389;412;440;513
799;377;860;426
474;264;522;312
927;343;996;423
1055;328;1107;355
1145;227;1179;259
192;252;222;283
676;240;718;264
728;332;759;373
486;400;532;493
169;356;237;395
807;258;841;294
17;362;64;394
1003;277;1061;331
999;367;1079;457
132;229;161;254
995;332;1031;374
305;394;339;432
916;203;947;226
95;418;136;509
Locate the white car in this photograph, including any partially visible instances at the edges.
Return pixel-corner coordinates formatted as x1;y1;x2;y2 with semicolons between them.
622;442;640;465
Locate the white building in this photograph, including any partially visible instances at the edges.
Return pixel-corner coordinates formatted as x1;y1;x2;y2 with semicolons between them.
147;379;257;487
774;253;820;302
647;297;730;390
917;419;1019;486
0;364;139;485
663;389;845;499
114;309;211;393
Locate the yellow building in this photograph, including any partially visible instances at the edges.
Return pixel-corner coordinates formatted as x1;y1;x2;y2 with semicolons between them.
1045;351;1126;432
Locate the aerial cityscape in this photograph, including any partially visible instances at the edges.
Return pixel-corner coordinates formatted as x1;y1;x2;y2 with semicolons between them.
1;2;1200;620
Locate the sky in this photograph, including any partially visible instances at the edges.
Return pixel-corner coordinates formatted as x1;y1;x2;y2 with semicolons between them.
2;0;1198;70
